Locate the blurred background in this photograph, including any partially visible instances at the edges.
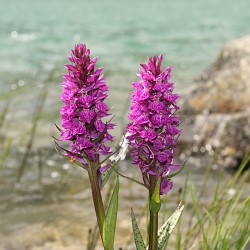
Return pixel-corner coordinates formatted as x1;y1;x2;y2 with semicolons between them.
0;0;249;249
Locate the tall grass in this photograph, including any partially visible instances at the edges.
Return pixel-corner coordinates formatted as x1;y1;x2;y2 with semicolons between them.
15;85;48;182
170;154;250;250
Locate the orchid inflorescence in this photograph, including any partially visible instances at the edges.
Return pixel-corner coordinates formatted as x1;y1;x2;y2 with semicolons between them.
127;55;181;195
56;43;184;250
60;44;115;166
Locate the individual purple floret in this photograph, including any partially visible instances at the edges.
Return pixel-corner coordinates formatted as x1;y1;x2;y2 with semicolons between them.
60;44;114;164
126;55;180;195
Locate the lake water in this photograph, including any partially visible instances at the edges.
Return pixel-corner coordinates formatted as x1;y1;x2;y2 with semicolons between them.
0;0;250;147
0;0;250;92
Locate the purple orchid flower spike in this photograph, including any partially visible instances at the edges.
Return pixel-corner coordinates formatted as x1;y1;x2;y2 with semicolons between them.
57;44;119;249
60;43;115;166
126;54;181;195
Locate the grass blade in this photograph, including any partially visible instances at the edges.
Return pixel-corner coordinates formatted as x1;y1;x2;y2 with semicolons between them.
190;185;209;249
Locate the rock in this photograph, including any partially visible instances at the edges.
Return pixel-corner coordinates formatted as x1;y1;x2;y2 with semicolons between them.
179;36;250;169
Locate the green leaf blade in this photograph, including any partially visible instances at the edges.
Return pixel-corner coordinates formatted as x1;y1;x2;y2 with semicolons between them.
150;178;161;213
131;209;146;250
158;204;184;250
103;177;119;249
101;141;128;188
101;160;118;188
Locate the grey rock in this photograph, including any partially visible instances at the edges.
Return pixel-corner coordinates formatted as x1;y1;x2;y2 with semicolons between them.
179;36;250;169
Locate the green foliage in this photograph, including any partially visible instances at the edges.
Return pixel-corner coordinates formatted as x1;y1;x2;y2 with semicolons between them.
174;154;250;250
101;139;128;189
190;186;209;249
103;177;119;250
149;178;161;213
166;161;187;179
157;204;184;250
101;159;119;188
131;209;146;250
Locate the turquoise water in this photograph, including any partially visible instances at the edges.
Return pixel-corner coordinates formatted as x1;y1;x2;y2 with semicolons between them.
0;0;249;92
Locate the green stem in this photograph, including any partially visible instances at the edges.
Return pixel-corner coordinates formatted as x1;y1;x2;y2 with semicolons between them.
88;165;106;249
149;210;158;250
148;176;159;250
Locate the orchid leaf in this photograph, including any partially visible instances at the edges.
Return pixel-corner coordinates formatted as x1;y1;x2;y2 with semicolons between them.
103;177;119;249
54;123;63;132
157;203;184;250
101;159;119;189
166;160;187;179
149;178;161;213
114;168;146;187
131;209;146;250
54;141;87;170
98;146;120;169
51;135;63;141
101;140;128;188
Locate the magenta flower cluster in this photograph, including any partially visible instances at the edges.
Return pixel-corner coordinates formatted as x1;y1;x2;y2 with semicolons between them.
60;44;114;163
126;55;180;194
